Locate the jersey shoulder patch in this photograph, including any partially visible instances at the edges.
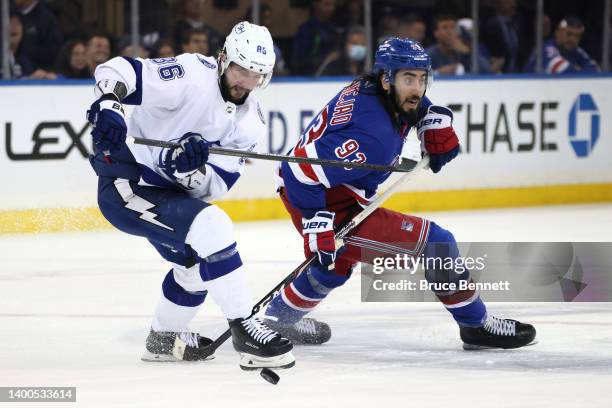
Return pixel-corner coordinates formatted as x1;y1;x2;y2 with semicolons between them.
197;55;217;69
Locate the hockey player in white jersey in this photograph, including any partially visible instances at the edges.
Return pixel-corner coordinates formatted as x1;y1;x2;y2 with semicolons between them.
85;21;294;370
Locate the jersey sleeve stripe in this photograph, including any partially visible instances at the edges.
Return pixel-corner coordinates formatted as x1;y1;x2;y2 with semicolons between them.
287;161;320;185
208;163;241;190
340;183;372;205
120;57;143;105
305;142;331;188
293;145;320;183
548;56;569;74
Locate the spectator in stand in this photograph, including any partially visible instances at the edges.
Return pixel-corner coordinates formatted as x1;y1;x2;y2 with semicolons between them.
332;0;363;29
149;39;176;59
180;29;209;55
396;14;427;44
0;14;34;79
55;39;90;79
524;17;599;74
14;0;63;71
427;14;492;75
85;33;112;76
120;44;149;59
245;2;288;76
317;25;366;76
172;0;221;54
292;0;342;75
481;0;526;73
117;36;149;59
457;17;504;73
375;5;400;45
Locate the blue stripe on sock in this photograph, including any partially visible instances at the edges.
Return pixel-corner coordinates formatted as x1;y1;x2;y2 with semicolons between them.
309;263;350;289
292;270;326;299
161;270;207;307
448;296;487;327
199;244;243;281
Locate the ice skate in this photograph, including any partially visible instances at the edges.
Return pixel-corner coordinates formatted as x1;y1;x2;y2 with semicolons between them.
141;329;215;362
264;316;332;345
460;315;537;350
229;316;295;370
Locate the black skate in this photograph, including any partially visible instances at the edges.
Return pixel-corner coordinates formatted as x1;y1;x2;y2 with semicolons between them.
460;315;537;350
141;329;215;362
229;316;295;370
264;316;331;345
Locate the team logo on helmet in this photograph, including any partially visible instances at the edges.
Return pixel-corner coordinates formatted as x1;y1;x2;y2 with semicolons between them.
235;22;246;34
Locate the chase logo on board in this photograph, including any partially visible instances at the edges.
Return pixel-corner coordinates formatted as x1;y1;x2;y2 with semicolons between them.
568;93;600;157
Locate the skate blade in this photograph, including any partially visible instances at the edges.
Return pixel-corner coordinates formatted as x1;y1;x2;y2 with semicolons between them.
462;340;539;351
140;351;215;362
238;351;295;371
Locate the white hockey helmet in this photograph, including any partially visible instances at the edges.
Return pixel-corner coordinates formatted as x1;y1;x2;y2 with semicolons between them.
219;21;276;89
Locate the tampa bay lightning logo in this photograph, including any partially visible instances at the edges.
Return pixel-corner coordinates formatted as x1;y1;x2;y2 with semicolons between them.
235;22;246;34
568;93;600;157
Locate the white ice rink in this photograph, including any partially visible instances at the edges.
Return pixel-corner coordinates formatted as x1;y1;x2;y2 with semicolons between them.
1;204;612;407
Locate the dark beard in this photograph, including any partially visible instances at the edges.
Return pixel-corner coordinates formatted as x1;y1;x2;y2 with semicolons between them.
219;74;249;105
390;85;420;125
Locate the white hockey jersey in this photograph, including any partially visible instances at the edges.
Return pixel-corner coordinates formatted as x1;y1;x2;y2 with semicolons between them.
94;54;266;202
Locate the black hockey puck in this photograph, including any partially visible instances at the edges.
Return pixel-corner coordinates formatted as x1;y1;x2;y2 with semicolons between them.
260;368;280;384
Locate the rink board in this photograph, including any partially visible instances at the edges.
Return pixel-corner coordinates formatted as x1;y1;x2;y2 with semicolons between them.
1;75;611;233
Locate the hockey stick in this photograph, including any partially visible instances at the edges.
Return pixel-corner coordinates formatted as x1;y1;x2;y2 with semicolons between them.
202;155;430;358
127;136;417;173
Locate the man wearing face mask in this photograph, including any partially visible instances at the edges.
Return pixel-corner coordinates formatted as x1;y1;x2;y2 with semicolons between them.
264;38;536;352
317;25;367;76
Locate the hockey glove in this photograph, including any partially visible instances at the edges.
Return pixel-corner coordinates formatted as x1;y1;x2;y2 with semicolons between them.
417;105;460;173
86;96;127;153
164;132;211;174
302;211;344;269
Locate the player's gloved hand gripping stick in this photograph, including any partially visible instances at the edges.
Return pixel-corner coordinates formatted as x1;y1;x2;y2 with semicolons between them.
194;155;430;360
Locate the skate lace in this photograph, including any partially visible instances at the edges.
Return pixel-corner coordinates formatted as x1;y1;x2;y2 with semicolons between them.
178;332;199;348
295;318;316;335
483;316;516;336
243;317;278;344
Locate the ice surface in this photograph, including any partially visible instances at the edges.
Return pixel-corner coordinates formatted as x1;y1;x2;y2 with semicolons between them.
1;204;611;407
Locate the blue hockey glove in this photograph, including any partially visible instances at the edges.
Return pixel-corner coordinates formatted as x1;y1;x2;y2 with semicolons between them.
86;96;127;153
164;132;210;173
417;105;460;173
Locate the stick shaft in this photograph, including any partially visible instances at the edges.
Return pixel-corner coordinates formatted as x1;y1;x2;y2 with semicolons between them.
128;136;415;173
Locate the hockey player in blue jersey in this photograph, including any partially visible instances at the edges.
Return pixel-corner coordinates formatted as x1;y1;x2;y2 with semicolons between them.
525;16;599;74
85;22;294;369
263;38;536;350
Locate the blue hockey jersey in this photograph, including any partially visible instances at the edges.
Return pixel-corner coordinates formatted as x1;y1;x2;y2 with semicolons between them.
524;39;599;74
278;79;431;218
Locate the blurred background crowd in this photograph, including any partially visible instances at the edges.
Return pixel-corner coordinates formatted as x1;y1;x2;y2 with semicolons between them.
0;0;609;80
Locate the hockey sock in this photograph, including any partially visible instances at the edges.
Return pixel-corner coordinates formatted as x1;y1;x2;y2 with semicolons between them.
197;242;252;319
265;262;349;325
424;222;487;327
152;269;207;332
